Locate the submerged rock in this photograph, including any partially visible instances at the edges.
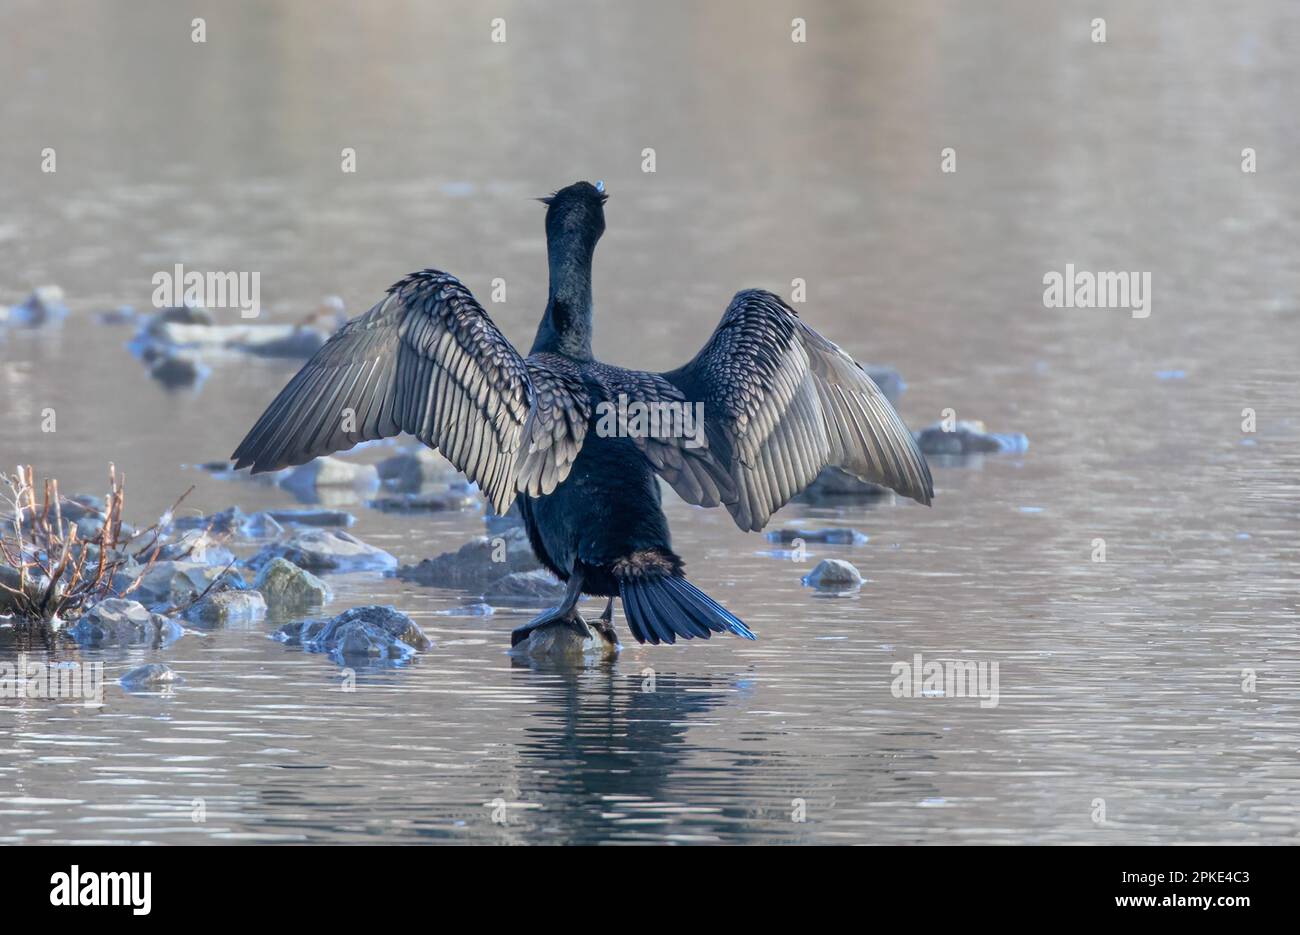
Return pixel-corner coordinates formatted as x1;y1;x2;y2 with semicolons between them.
482;569;566;606
396;527;539;590
797;467;891;501
914;420;1028;456
119;663;180;691
97;305;137;325
149;353;209;390
767;527;868;546
248;528;396;574
5;286;68;326
485;504;524;535
184;587;267;628
125;560;245;608
510;620;616;662
275;604;432;665
279;457;380;499
376;445;456;492
67;598;184;647
802;559;864;590
253;557;331;613
864;365;905;406
231;326;328;358
157;529;236;566
259;508;355;528
367;490;477;513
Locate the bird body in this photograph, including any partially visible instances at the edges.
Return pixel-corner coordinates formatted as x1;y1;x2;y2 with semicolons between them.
232;181;932;648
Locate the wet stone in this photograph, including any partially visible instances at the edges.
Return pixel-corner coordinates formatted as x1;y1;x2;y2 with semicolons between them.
67;598;183;647
119;663;180;691
183;588;267;628
253;557;332;613
247;528;396;574
802;559;864;590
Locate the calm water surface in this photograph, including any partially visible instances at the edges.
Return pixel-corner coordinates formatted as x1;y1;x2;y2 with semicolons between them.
1;0;1298;844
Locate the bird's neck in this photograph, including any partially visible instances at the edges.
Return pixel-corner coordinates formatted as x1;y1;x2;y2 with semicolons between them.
531;231;594;360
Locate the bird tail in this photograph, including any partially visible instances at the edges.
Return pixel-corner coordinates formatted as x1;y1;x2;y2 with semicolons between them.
618;575;756;646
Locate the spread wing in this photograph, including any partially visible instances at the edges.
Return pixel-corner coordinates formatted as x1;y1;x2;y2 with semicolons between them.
662;289;933;531
230;269;585;514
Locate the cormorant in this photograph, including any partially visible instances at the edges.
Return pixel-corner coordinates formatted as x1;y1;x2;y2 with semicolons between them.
231;181;933;648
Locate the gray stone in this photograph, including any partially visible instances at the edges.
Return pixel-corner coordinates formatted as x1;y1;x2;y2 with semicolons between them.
396;527;538;590
149;353;208;390
376;445;456;492
232;326;328;358
260;508;355;528
66;598;183;646
119;663;180;691
914;419;1028;456
5;286;68;326
367;490;477;513
279;457;379;499
276;605;431;666
125;560;245;608
802;559;864;590
864;365;905;406
482;569;567;607
184;588;267;628
798;467;891;500
157;529;236;566
767;527;868;545
253;557;331;613
248;528;396;574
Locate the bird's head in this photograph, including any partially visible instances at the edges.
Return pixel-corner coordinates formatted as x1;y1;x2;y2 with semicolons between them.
539;180;607;245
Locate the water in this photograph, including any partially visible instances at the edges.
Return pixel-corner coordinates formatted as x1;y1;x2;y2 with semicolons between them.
2;0;1298;844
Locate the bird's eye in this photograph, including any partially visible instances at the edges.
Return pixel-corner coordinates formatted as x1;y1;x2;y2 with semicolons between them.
595;180;605;193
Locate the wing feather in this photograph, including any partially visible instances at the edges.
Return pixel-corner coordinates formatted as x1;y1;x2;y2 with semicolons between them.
662;289;933;531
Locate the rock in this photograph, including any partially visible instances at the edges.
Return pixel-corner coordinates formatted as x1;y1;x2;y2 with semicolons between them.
66;598;184;646
482;569;567;607
397;527;539;590
119;663;180;691
436;603;494;617
184;588;267;627
510;619;617;661
124;560;245;608
376;445;456;492
157;529;236;566
797;467;891;500
275;604;431;665
149;353;208;390
802;559;864;590
0;564;57;615
253;557;331;613
171;506;249;534
767;527;868;546
96;305;137;325
367;490;477;513
260;508;355;528
231;326;328;358
864;365;905;406
914;420;1028;456
248;528;396;574
485;504;524;535
6;286;68;326
240;511;286;538
147;305;215;330
279;457;379;499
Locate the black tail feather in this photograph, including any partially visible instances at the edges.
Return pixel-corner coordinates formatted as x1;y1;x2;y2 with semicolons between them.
617;576;756;646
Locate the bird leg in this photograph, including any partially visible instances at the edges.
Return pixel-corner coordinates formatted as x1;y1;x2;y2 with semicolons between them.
589;598;618;647
510;571;591;647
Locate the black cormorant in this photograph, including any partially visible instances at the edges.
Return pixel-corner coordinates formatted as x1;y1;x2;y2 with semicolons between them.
232;181;933;648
